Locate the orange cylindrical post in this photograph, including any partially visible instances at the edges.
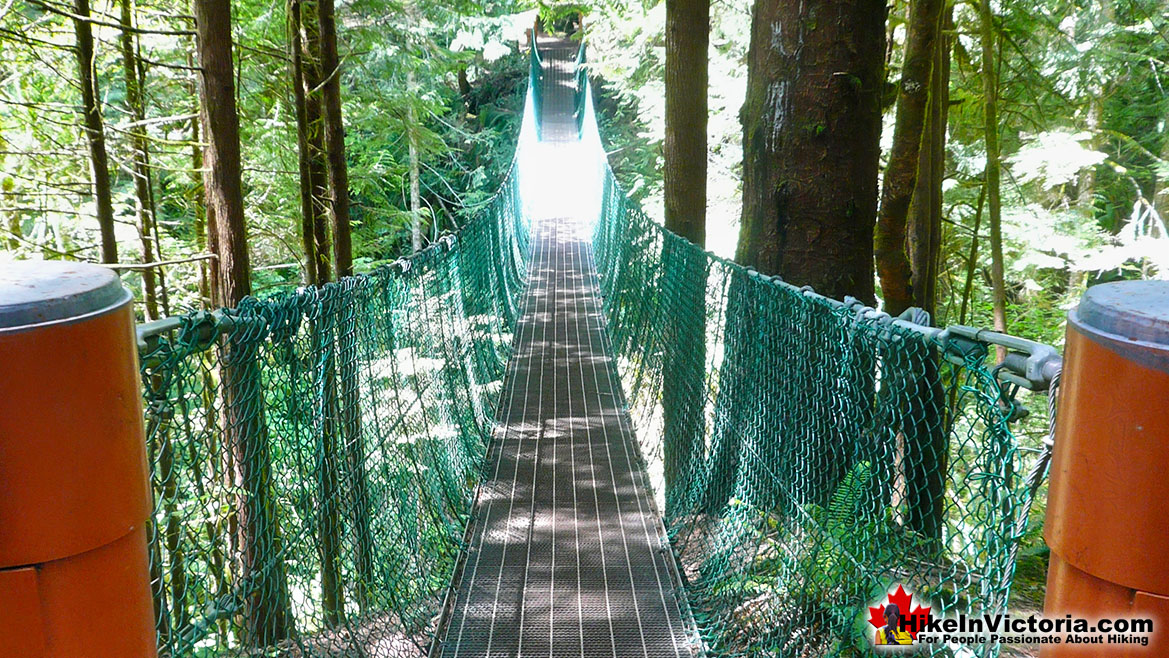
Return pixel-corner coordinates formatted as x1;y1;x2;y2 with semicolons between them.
1041;280;1169;656
0;261;158;658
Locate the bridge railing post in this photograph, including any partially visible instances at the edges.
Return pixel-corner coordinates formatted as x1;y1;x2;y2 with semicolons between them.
0;261;158;657
1041;280;1169;655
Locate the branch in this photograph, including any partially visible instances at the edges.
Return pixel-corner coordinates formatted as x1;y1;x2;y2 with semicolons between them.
108;253;217;270
25;0;196;36
123;112;199;129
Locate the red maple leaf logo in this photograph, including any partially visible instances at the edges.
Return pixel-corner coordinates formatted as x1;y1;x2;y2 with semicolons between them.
867;585;932;640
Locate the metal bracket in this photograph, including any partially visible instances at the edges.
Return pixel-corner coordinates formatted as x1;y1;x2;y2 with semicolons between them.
886;308;1062;393
942;325;1063;392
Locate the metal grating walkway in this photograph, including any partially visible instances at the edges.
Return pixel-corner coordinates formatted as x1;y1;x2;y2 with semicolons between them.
432;39;697;658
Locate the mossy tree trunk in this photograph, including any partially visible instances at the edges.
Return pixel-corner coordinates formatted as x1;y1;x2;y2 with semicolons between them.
291;0;332;286
317;0;352;278
978;0;1008;353
874;0;945;317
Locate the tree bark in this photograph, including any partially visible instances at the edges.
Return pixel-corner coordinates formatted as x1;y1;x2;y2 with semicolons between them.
290;0;319;286
291;0;344;625
907;4;951;320
72;0;118;264
315;0;372;610
900;3;952;545
874;0;944;317
664;0;708;247
187;51;211;310
977;0;1007;345
119;0;160;320
290;0;331;285
195;0;251;306
194;0;293;647
662;0;709;514
317;0;352;278
735;0;886;304
311;295;345;629
661;238;708;518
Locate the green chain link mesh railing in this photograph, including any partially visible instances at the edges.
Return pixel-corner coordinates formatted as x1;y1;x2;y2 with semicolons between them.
529;44;544;139
136;42;1054;658
136;77;535;655
582;68;1051;655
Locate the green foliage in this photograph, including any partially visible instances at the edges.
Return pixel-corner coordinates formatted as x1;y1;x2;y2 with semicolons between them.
0;0;534;312
536;1;589;34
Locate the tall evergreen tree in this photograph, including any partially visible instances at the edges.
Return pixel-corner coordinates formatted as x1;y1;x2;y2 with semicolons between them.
195;0;251;305
119;0;162;319
978;0;1007;345
906;7;952;320
735;0;886;303
318;0;353;277
661;0;710;512
72;0;118;263
194;0;294;647
874;0;945;317
663;0;708;247
292;0;332;285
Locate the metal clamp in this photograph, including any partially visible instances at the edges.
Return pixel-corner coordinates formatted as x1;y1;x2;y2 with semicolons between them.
942;325;1063;392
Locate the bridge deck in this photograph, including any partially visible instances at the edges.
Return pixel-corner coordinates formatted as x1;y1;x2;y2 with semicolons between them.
433;39;696;658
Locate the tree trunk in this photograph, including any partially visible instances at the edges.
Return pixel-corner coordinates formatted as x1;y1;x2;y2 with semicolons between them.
194;0;294;647
735;0;886;304
898;3;952;545
290;0;319;286
874;0;944;317
291;0;344;625
295;0;332;285
188;51;211;310
72;0;118;264
664;0;708;247
978;0;1007;346
958;182;986;325
408;70;423;252
907;4;951;320
662;0;709;514
119;0;160;320
1075;0;1111;215
315;0;372;611
317;0;352;278
195;0;251;306
661;239;709;518
311;295;345;629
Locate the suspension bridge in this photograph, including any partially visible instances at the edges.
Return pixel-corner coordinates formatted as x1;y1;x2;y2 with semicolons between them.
121;37;1058;657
